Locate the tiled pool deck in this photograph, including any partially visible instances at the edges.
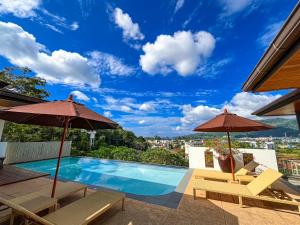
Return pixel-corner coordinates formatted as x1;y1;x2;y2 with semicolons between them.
1;169;300;225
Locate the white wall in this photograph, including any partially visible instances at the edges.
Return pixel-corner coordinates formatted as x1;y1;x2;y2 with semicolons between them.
187;145;278;171
3;141;72;164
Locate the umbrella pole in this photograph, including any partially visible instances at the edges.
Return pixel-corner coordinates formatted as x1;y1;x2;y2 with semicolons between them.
226;131;235;181
51;117;70;198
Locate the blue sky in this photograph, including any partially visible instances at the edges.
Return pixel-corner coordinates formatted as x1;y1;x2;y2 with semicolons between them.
0;0;297;137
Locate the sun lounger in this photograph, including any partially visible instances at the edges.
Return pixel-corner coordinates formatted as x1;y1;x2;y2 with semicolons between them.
39;181;87;199
193;168;300;214
0;195;57;224
0;181;87;224
0;190;125;225
194;160;259;182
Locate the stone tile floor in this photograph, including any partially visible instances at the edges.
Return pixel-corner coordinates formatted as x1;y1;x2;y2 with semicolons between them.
0;170;300;225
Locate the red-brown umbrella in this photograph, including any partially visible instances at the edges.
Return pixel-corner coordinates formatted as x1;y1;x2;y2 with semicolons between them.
194;108;273;180
0;95;118;197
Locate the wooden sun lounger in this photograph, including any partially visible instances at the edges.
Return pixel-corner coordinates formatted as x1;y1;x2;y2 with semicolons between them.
0;195;57;224
193;168;300;214
0;190;125;225
194;161;259;182
0;181;87;224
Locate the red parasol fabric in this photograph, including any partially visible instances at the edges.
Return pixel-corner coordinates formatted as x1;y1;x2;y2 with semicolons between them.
0;95;118;197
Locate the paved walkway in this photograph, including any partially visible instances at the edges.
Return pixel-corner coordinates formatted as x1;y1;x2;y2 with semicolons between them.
0;170;299;225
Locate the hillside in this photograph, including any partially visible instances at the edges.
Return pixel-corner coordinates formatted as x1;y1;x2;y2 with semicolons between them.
180;118;299;139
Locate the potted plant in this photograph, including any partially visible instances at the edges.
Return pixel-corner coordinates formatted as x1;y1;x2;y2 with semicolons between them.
205;139;239;172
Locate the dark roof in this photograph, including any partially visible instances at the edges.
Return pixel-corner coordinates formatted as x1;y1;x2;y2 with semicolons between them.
243;2;300;92
0;89;44;105
253;89;300;116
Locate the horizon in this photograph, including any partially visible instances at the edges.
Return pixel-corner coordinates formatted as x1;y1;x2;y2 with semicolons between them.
0;0;298;137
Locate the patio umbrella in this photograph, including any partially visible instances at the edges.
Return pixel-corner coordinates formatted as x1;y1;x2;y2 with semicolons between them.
193;108;273;180
0;95;118;197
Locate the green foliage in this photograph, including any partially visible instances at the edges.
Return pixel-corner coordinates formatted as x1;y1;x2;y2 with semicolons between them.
87;146;140;162
94;128;149;151
111;146;140;161
87;146;114;159
140;148;188;167
0;67;49;99
87;146;188;167
276;149;300;158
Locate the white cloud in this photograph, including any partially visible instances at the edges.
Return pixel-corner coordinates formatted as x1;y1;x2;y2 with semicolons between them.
0;1;79;33
39;9;79;32
92;97;98;103
0;0;41;18
70;22;79;31
139;103;155;112
99;96;177;114
140;31;216;76
223;92;281;118
113;7;144;41
118;115;182;137
180;105;220;127
219;0;253;16
138;120;145;124
257;21;283;48
174;0;185;13
178;92;281;130
197;57;232;77
71;90;90;102
104;111;112;118
89;51;135;76
0;21;100;88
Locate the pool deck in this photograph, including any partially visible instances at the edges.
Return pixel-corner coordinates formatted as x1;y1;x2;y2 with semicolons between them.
1;170;300;225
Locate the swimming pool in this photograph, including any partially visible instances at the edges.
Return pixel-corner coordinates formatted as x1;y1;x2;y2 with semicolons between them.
16;157;188;196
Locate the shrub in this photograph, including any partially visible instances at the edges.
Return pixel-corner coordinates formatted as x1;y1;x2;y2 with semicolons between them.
87;146;113;159
111;146;140;161
141;148;188;167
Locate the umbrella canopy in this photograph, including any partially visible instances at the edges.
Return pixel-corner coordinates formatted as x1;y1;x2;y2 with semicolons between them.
0;95;118;197
193;109;273;180
0;97;117;129
194;109;273;132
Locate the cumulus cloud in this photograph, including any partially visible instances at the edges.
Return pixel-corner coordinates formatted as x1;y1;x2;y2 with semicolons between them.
178;92;281;130
89;51;135;76
0;1;79;33
257;21;283;48
223;92;281;118
113;7;144;41
219;0;253;16
0;0;41;18
71;90;90;102
140;31;216;76
0;21;100;88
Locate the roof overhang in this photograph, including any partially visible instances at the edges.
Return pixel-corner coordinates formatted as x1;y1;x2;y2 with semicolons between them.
0;89;44;107
243;2;300;92
253;89;300;116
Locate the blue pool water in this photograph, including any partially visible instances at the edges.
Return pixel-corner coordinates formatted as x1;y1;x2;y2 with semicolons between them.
16;157;187;196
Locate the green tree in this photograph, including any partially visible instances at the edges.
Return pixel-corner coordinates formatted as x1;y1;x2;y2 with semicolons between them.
0;67;49;99
111;146;140;161
141;148;188;167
